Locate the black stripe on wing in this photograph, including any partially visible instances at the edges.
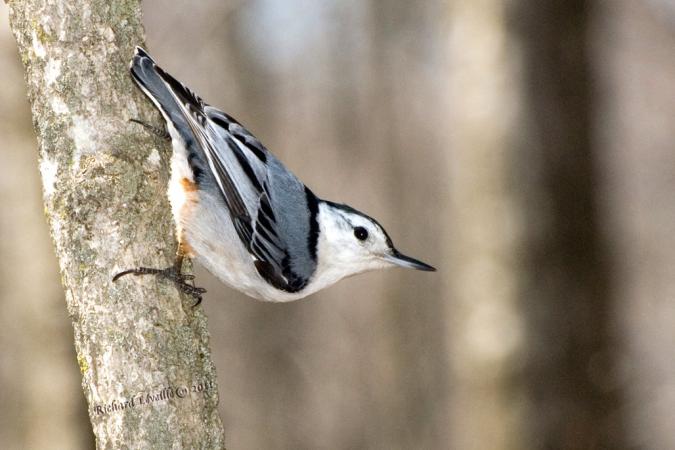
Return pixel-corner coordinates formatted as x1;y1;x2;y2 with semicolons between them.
154;64;206;112
192;115;310;292
248;188;311;292
198;125;309;292
153;82;256;224
153;67;311;293
175;107;252;222
224;135;263;192
206;142;251;220
232;134;268;163
208;110;268;163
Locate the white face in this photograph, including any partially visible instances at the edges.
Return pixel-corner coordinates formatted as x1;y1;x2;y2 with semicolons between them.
327;209;393;272
316;202;435;280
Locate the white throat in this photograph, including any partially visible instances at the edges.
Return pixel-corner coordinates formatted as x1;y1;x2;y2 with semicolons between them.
303;202;389;295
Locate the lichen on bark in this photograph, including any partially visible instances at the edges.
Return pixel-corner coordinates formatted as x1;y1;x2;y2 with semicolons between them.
8;1;226;448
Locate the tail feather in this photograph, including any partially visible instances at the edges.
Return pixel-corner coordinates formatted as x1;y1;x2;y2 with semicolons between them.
131;47;210;182
130;47;202;146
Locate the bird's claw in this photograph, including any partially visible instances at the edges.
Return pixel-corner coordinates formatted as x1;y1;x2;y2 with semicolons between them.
129;118;171;141
113;265;206;307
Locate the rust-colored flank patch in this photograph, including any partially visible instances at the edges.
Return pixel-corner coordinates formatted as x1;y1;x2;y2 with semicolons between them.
180;177;198;192
179;238;195;258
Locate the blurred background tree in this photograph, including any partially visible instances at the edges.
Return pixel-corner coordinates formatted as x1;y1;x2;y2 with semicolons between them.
2;0;675;449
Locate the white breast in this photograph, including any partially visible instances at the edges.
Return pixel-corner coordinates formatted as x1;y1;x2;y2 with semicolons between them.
166;132;318;302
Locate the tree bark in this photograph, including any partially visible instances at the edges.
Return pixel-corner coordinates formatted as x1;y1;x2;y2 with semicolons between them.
7;0;226;448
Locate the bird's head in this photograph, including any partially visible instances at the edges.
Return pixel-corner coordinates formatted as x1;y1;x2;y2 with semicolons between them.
316;201;435;281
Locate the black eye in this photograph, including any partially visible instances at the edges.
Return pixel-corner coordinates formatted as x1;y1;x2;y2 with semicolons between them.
354;226;369;241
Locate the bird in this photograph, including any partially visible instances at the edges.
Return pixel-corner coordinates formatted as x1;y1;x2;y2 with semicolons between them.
114;47;435;304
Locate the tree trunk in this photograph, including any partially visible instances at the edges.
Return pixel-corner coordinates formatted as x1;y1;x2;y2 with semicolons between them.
444;2;528;449
7;0;226;448
511;0;625;448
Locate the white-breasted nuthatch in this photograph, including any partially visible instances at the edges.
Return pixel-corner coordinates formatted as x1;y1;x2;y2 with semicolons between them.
114;47;435;304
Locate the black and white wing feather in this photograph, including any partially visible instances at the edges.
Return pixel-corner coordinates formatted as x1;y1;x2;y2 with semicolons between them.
130;48;319;292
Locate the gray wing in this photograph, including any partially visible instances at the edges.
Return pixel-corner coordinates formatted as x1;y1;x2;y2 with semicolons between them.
160;83;319;292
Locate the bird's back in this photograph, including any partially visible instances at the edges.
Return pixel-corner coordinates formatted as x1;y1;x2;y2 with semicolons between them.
130;47;320;299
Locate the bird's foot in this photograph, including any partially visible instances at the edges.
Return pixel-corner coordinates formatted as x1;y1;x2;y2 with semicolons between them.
130;118;171;141
113;265;207;306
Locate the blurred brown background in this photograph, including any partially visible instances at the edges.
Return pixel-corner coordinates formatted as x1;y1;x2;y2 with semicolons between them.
2;1;675;449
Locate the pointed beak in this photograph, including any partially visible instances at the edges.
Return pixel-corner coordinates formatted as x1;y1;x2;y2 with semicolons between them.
384;249;436;272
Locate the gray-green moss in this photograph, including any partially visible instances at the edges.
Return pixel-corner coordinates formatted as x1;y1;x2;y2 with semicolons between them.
8;1;226;448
